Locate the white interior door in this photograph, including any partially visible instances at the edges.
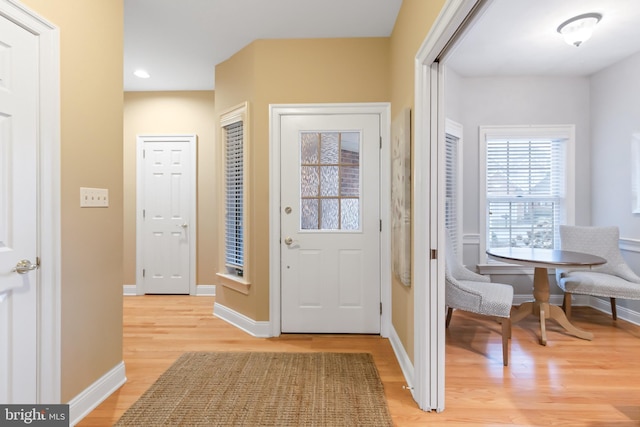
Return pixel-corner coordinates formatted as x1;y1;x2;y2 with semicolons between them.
137;135;196;294
0;14;39;403
281;114;381;333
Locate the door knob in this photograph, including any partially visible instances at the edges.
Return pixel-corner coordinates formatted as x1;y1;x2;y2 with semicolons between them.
13;259;39;275
178;223;188;228
284;237;293;246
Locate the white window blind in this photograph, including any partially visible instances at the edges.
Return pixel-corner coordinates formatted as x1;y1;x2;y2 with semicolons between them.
445;132;459;252
486;137;566;250
225;121;244;272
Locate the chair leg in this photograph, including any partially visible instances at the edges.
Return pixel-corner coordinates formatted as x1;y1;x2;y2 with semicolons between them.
501;318;511;367
563;293;572;319
610;297;617;321
446;307;453;328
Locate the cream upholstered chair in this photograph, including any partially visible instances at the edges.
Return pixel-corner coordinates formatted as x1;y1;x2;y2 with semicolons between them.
445;230;514;366
556;225;640;320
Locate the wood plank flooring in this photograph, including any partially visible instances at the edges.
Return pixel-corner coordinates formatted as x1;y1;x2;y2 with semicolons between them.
78;296;640;426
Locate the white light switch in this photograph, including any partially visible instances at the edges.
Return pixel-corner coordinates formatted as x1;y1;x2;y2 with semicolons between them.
80;187;109;208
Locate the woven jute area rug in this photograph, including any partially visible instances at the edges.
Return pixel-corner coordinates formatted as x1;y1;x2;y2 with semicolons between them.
115;352;394;426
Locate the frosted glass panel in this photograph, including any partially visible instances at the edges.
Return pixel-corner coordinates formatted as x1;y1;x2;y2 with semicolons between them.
301;166;319;197
301;133;319;164
321;199;339;229
320;166;339;197
299;131;361;231
301;199;319;230
321;133;339;163
341;199;359;230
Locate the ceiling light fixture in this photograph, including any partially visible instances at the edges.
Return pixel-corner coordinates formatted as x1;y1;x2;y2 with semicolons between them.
557;13;602;47
133;69;150;79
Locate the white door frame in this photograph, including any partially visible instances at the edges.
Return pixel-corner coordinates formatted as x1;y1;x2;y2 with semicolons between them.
269;103;391;338
0;0;61;403
413;0;488;412
135;134;197;295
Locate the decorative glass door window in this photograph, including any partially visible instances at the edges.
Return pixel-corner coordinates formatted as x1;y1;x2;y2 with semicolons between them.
300;132;360;230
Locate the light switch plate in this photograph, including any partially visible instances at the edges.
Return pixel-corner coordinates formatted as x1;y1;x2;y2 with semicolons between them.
80;187;109;207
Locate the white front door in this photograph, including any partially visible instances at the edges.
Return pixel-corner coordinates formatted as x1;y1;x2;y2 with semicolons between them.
137;135;196;294
0;14;39;403
281;114;381;333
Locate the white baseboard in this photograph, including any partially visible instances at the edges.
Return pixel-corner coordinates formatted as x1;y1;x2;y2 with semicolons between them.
68;361;126;426
213;302;271;338
388;325;414;396
123;284;216;296
195;284;216;296
122;284;137;296
589;296;640;326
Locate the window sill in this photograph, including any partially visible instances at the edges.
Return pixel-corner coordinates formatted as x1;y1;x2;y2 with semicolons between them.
216;273;251;295
477;261;556;276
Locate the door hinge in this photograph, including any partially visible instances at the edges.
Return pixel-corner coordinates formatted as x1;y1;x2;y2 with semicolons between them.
379;220;382;232
143;149;146;159
379;136;382;149
380;302;383;315
431;249;438;260
142;268;145;278
143;209;145;219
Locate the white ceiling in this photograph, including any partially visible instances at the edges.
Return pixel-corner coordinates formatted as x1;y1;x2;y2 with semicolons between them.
125;0;640;92
446;0;640;77
124;0;403;91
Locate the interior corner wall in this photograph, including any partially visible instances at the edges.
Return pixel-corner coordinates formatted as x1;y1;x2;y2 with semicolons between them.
123;91;217;287
590;51;640;314
590;52;640;236
212;43;258;319
456;76;591;265
447;76;591;298
389;0;447;364
214;37;390;322
20;0;124;402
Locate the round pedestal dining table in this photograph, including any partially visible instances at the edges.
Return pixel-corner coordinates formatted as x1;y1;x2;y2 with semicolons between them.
486;247;606;346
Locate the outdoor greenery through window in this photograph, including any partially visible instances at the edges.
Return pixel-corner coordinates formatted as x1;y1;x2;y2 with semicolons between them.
481;125;574;255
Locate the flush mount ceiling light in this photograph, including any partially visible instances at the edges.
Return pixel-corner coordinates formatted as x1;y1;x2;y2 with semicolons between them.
557;12;603;47
133;69;150;79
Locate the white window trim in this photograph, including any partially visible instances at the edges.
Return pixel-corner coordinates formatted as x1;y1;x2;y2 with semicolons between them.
478;124;575;267
217;102;251;294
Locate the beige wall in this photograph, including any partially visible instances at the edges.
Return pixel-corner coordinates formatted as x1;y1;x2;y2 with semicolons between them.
388;0;446;362
17;0;445;403
214;38;390;321
123;91;217;286
20;0;124;402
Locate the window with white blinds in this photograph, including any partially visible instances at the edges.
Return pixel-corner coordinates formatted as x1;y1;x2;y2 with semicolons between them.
445;131;460;252
480;125;575;257
224;120;244;274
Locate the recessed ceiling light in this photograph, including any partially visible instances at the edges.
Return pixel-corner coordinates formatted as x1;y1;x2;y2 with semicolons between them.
133;69;150;79
557;13;602;47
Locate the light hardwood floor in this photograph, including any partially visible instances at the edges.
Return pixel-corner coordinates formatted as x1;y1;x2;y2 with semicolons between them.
78;296;640;426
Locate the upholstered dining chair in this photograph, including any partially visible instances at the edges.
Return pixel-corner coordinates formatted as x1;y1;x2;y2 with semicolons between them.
556;225;640;321
444;230;514;366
